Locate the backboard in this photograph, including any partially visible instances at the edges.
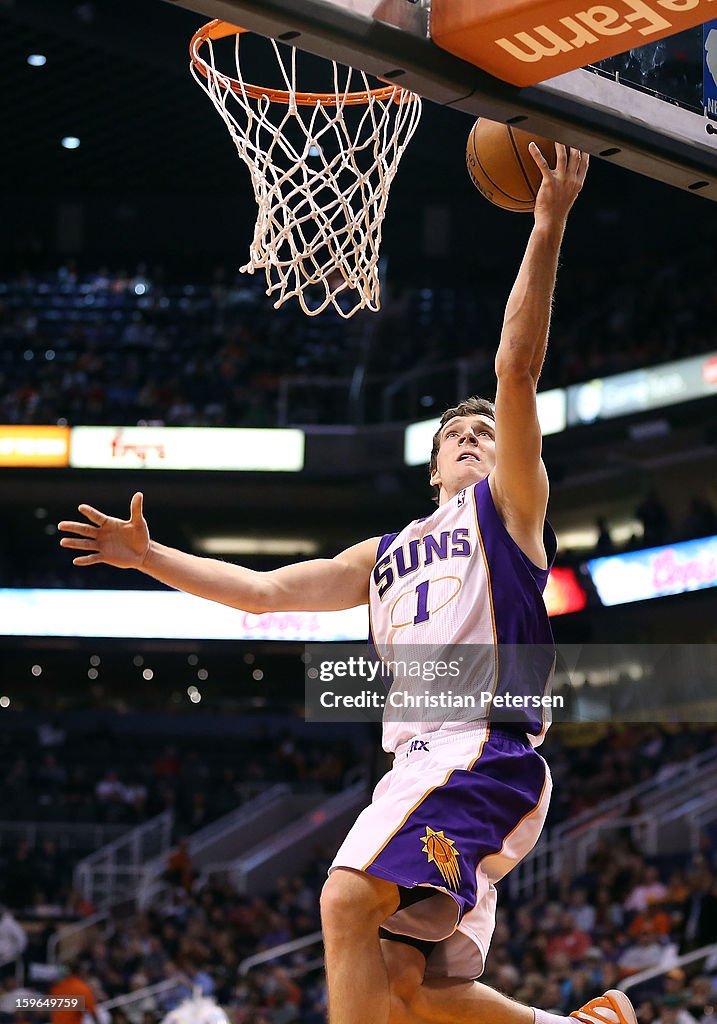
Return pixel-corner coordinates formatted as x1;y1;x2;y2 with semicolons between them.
164;0;717;199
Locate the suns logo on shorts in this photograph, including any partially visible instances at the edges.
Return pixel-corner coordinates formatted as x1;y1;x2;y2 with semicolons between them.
420;826;461;891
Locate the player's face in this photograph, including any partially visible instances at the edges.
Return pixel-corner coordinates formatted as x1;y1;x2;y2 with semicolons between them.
431;415;496;502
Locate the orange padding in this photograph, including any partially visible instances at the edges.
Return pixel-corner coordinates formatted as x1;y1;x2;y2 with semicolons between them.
431;0;713;87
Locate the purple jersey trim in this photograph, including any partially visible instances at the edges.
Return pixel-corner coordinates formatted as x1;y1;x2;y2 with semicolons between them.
473;478;556;735
376;532;399;561
369;533;399;649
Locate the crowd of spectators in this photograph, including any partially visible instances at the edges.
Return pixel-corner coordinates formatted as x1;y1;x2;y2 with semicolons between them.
588;492;717;561
2;723;717;1023
27;829;717;1024
0;245;713;428
542;725;717;829
481;845;717;1017
61;863;330;1024
1;722;715;921
0;719;356;919
2;727;351;825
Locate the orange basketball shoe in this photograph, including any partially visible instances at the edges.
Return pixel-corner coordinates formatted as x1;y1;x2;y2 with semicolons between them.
571;991;638;1024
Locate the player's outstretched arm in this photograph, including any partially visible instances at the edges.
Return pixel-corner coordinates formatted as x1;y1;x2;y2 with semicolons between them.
491;143;588;529
59;492;378;613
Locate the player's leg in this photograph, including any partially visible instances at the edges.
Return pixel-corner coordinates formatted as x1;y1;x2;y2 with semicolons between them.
320;867;401;1024
383;938;534;1024
408;980;637;1024
382;940;638;1024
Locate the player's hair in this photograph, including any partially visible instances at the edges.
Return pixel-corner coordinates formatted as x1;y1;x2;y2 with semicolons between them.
430;396;496;503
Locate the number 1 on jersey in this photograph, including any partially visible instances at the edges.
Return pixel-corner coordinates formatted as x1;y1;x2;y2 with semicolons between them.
413;580;430;624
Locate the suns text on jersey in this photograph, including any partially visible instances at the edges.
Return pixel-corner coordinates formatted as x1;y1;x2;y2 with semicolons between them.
373;528;472;599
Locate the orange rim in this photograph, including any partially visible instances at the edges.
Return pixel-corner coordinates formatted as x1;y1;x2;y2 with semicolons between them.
189;19;410;106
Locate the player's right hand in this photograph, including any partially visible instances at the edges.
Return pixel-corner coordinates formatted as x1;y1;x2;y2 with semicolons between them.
58;492;150;569
529;142;589;226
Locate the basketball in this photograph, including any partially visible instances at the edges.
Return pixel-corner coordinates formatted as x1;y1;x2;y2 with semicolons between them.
466;119;557;212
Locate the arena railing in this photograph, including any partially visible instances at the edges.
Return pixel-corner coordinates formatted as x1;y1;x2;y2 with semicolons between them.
46;912;112;965
379;357;476;424
185;781;368;895
97;977;189;1016
238;931;324;977
550;745;717;843
230;781;368;894
73;811;173;908
135;784;297;909
275;358;478;427
688;790;717;847
619;941;717;994
510;745;717;898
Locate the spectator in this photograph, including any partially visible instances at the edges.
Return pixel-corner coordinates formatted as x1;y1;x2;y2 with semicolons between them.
0;904;28;965
594;517;615;557
618;928;674;976
164;841;195;894
95;769;127;804
546;911;593;964
628;903;673;939
2;843;37;909
663;968;688;997
679;497;717;541
626;865;669;912
685;976;717;1021
636;489;671;548
639;1000;661;1024
593;886;625;933
154;748;180;780
49;961;99;1024
568;888;597;934
657;996;699;1024
682;867;717;950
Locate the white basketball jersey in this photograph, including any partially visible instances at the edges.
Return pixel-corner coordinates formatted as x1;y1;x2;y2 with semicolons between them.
369;478;557;753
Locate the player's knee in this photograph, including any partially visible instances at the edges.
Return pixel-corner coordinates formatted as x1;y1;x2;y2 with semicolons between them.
320;869;398;933
386;954;424;1024
388;989;413;1024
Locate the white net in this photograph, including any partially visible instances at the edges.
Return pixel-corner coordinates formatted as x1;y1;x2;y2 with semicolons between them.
190;23;423;318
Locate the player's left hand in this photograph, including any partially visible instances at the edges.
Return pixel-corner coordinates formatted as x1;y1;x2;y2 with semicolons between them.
529;142;589;226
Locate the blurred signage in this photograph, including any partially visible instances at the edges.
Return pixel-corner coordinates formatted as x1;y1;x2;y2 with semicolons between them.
543;566;587;616
404;418;438;468
404;388;566;466
536;388;567;436
705;21;717;118
587;535;717;606
567;351;717;426
0;425;70;467
2;565;584;639
431;0;715;88
69;426;305;471
0;590;367;641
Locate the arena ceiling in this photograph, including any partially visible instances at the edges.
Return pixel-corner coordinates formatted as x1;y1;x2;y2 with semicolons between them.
1;0;245;193
0;0;465;196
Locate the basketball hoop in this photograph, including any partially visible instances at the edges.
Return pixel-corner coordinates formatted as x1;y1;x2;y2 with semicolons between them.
190;20;422;318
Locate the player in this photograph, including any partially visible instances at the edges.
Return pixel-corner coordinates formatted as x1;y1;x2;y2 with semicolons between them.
59;145;635;1024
